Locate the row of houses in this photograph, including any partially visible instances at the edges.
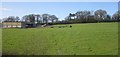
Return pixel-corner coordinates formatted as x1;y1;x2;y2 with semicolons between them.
2;22;36;28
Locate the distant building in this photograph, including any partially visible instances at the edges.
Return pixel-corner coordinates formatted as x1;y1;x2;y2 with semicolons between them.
2;22;26;28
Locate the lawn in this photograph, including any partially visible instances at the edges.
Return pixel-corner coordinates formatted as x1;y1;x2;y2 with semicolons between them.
2;22;118;55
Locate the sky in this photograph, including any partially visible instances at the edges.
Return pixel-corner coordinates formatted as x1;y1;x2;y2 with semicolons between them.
1;0;119;2
0;2;118;20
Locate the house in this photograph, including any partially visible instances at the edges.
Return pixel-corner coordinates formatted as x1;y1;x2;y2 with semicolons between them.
2;22;26;28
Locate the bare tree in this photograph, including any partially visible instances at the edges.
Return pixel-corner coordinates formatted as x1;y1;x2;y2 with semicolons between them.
22;14;35;24
50;15;58;23
34;14;42;24
3;16;18;22
94;9;107;22
42;14;50;24
112;10;120;21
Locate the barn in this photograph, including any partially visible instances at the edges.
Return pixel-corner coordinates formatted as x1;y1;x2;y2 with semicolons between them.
2;22;26;28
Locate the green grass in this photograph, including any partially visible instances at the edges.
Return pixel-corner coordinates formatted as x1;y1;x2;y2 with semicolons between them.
2;22;118;55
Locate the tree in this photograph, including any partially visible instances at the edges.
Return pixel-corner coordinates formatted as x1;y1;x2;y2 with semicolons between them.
83;11;91;22
22;14;59;25
50;15;58;23
34;14;42;24
22;14;35;24
112;10;120;21
15;16;20;22
75;11;84;22
3;16;19;22
94;9;107;22
69;13;76;20
104;15;111;22
75;10;91;22
2;17;8;22
42;14;50;24
87;15;97;23
75;11;81;19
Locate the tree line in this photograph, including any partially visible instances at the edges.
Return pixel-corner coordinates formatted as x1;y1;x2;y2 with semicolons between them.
2;14;58;25
63;9;120;24
1;9;120;25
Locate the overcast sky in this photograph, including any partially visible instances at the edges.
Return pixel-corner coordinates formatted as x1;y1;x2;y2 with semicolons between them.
0;2;118;20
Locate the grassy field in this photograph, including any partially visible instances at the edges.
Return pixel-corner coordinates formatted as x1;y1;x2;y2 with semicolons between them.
2;22;118;55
